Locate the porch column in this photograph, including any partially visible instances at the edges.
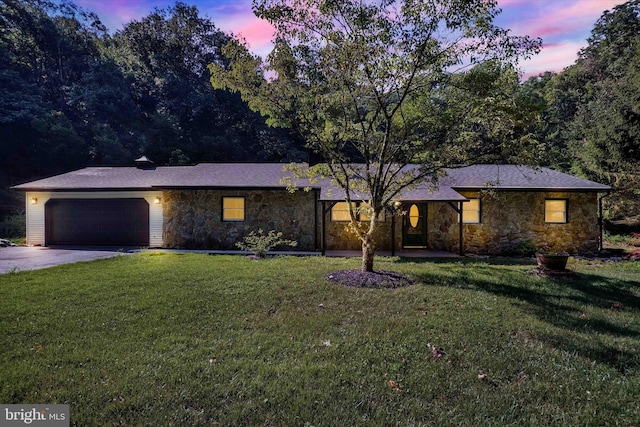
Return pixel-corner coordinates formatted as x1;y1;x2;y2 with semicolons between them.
321;202;337;255
598;192;610;252
391;213;396;256
321;201;326;255
447;201;465;256
458;201;464;256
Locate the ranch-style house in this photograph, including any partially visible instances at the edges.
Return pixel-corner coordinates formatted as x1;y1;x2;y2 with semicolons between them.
13;158;611;255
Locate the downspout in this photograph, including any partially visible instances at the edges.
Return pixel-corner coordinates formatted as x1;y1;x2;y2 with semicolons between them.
598;192;611;252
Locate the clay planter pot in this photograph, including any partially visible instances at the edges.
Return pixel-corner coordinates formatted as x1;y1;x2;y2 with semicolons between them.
535;253;569;271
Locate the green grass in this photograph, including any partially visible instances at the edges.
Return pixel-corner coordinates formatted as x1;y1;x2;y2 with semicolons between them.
1;254;638;426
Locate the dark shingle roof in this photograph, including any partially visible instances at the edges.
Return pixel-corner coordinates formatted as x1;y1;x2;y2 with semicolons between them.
443;165;611;191
13;163;611;196
158;163;311;188
12;163;311;191
12;166;193;190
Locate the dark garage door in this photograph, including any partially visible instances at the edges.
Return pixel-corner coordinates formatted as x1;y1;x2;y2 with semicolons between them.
46;199;149;246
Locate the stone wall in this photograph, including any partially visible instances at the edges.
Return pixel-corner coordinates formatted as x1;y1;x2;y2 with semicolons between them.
430;191;600;254
162;189;318;250
323;207;399;251
161;189;601;254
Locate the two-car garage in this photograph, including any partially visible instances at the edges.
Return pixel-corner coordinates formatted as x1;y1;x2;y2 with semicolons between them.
45;199;150;246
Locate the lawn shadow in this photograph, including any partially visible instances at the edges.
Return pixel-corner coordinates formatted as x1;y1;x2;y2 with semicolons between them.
406;259;640;374
392;256;535;267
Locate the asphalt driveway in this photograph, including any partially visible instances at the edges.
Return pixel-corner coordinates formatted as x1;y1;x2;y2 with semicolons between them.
0;247;129;274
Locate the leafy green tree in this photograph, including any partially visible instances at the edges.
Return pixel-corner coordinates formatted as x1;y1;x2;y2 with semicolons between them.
517;72;572;170
65;60;141;164
0;0;106;216
112;2;305;164
211;0;540;271
550;0;640;219
437;61;546;166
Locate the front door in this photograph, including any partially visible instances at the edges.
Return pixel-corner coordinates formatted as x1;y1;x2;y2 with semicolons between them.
402;203;427;248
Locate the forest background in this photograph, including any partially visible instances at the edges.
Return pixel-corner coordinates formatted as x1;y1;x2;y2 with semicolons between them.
1;0;639;236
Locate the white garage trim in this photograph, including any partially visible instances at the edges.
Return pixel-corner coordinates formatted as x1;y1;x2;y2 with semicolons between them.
25;191;163;247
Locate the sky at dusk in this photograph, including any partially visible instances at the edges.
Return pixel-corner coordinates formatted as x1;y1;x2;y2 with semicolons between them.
72;0;628;79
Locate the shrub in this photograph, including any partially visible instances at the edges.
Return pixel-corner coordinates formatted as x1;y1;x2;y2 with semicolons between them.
507;240;539;257
0;214;25;239
236;229;297;258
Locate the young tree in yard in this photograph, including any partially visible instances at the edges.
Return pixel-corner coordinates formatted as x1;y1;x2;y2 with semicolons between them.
210;0;540;272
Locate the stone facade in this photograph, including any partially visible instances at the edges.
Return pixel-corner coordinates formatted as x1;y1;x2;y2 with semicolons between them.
430;191;600;254
162;189;318;250
323;208;399;251
162;189;600;254
322;191;600;254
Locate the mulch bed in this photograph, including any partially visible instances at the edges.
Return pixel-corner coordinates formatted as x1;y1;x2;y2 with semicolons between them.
527;267;578;280
326;269;415;289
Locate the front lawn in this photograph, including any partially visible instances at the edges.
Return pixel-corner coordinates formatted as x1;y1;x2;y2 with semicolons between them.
1;254;638;425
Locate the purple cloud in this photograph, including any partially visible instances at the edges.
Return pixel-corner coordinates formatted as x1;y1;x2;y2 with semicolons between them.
64;0;631;77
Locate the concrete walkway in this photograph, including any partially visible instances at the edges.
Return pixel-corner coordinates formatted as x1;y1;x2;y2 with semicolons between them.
0;247;129;274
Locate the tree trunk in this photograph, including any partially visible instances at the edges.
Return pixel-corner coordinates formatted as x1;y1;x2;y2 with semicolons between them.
362;235;375;272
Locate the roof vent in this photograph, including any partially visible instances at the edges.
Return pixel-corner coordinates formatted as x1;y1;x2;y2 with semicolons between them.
135;155;156;170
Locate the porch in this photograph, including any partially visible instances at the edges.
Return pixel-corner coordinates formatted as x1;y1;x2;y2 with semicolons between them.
325;250;461;258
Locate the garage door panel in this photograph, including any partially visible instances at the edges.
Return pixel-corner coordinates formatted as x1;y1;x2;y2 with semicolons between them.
46;199;149;246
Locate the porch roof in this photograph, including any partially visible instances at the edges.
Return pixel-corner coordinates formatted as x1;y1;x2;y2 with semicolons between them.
317;185;468;202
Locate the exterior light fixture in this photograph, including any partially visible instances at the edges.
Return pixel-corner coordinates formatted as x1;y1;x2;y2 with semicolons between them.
154;197;161;204
393;201;402;208
30;197;38;205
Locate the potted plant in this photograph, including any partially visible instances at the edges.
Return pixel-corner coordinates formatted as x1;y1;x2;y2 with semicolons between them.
535;247;570;271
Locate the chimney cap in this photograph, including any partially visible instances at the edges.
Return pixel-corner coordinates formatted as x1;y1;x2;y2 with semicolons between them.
135;155;155;169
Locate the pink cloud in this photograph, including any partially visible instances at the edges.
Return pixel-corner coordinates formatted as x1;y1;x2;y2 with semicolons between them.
500;0;628;40
74;0;164;32
497;0;531;6
552;0;627;21
519;40;586;80
201;2;275;58
233;19;276;55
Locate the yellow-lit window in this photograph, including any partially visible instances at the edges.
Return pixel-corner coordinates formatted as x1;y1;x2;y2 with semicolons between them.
460;198;481;224
223;197;245;221
359;202;385;222
545;199;567;223
331;202;354;222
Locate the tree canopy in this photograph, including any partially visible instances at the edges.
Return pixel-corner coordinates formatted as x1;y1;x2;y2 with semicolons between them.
211;0;541;271
0;0;305;219
1;0;638;239
521;0;640;220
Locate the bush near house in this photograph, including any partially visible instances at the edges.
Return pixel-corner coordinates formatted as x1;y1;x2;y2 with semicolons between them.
0;213;25;239
236;229;297;258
